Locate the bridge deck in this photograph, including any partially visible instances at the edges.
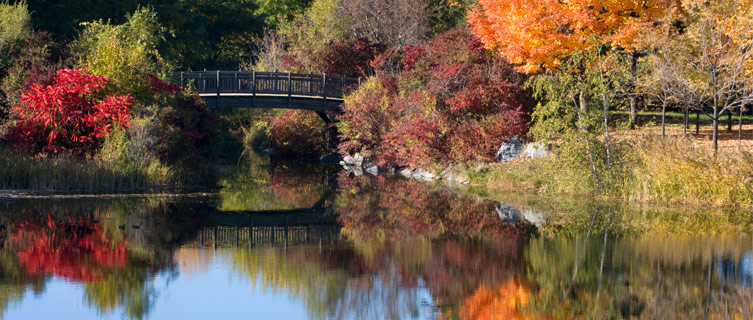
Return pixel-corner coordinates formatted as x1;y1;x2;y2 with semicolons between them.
174;71;359;111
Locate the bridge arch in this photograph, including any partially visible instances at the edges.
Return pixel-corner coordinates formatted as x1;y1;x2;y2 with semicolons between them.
172;71;360;112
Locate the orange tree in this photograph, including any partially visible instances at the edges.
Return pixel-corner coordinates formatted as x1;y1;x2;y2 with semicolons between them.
468;0;678;127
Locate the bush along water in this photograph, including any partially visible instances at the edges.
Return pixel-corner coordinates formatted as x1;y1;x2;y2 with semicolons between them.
0;8;218;193
337;28;532;169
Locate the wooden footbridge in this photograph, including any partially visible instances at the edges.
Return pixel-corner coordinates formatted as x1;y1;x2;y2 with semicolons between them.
172;71;360;112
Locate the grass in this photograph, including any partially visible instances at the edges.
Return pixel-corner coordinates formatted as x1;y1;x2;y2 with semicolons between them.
466;134;753;207
0;149;173;193
613;110;753;124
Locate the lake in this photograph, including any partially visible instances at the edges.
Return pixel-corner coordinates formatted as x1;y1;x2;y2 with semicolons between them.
1;152;752;319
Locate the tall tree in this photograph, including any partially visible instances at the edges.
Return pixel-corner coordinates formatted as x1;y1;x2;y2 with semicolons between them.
468;0;677;127
338;0;428;48
669;0;753;152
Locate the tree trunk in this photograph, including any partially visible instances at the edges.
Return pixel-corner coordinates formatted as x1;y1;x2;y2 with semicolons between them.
727;109;733;132
738;106;744;150
712;107;719;153
684;108;689;134
579;91;589;115
696;111;700;135
662;101;667;137
629;52;637;130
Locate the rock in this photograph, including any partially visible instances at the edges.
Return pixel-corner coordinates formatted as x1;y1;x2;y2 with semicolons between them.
496;202;522;225
344;165;363;176
496;202;546;227
364;162;379;175
496;137;523;162
342;155;355;166
522;210;546;227
523;142;549;159
398;168;414;177
321;153;343;164
352;153;364;167
413;169;437;181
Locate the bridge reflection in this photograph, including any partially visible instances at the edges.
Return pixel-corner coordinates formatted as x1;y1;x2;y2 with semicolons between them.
187;208;341;249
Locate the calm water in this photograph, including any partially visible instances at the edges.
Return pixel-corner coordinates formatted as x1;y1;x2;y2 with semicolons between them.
2;153;753;319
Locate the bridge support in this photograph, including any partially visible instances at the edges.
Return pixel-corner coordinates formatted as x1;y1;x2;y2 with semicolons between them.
316;111;340;151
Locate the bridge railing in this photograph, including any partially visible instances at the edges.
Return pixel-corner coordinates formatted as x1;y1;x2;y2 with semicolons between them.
171;71;360;99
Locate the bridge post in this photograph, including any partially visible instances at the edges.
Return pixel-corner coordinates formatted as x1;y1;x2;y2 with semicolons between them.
322;74;327;110
288;71;292;109
180;72;184;88
216;70;221;109
252;71;256;108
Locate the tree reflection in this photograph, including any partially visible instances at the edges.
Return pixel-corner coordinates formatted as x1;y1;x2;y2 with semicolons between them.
336;174;529;241
218;152;334;211
0;198;201;319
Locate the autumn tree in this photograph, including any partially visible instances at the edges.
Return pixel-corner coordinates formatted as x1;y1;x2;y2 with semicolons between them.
468;0;677;126
648;0;753;152
338;0;428;48
0;1;31;53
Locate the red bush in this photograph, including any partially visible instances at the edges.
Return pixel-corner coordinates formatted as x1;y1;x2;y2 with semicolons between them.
339;28;531;167
147;74;181;93
6;68;132;155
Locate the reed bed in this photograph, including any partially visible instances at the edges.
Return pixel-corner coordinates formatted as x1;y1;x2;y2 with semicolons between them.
468;136;753;207
0;150;171;193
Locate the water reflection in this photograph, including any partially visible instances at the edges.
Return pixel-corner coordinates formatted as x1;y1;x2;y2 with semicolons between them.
0;158;753;319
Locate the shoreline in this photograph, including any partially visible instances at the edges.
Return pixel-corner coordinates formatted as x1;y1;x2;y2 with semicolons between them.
0;190;217;200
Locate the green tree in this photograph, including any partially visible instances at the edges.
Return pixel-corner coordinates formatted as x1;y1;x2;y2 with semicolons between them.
527;47;631;193
254;0;312;27
74;7;166;106
0;0;31;53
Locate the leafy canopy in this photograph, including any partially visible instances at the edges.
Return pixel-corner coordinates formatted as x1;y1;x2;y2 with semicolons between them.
468;0;677;73
6;68;132;155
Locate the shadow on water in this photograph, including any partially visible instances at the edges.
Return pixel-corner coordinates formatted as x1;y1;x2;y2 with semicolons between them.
0;151;752;319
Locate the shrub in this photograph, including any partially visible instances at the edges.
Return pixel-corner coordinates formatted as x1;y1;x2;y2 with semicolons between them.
5;68;132;155
339;28;531;167
268;110;329;156
74;7;166;106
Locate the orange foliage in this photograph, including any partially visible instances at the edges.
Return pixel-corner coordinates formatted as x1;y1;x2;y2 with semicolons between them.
460;280;546;320
467;0;678;73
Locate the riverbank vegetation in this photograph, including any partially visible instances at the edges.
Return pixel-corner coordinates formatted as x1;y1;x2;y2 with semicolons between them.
459;0;753;206
1;0;753;207
0;4;217;192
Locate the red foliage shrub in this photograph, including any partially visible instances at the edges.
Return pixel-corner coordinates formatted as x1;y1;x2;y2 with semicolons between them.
282;38;386;78
322;38;387;77
268;110;329;156
338;28;531;167
6;68;132;155
147;74;181;93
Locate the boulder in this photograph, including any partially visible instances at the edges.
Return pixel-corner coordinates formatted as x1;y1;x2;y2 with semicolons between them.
413;169;437;181
523;142;549;159
341;154;355;166
496;137;523;162
397;168;414;177
522;210;546;227
495;202;522;225
352;152;364;167
496;202;547;227
364;162;379;175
